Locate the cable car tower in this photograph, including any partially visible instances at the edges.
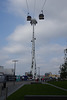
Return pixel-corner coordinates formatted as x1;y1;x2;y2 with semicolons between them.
26;0;46;79
31;19;37;79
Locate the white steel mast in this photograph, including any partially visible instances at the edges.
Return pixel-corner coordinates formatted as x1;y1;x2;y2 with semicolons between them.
26;0;46;79
30;19;37;79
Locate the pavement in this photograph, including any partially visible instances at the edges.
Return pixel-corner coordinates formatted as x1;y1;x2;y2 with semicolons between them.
0;81;67;100
0;81;30;100
44;82;67;91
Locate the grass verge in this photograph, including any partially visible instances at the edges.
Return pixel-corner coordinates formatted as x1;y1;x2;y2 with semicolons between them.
7;84;67;100
47;80;67;89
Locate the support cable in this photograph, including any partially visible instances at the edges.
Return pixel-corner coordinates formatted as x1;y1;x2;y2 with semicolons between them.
33;0;36;18
41;0;47;11
26;0;29;14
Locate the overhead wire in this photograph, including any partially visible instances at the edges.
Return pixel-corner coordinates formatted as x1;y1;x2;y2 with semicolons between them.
41;0;47;11
26;0;36;18
33;0;36;18
26;0;29;14
26;0;47;18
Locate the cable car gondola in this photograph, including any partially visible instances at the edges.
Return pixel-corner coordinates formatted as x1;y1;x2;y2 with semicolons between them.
27;14;31;21
39;10;44;20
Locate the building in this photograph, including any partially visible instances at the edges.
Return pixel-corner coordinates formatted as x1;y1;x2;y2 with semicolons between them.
45;72;52;77
0;66;14;75
45;72;60;79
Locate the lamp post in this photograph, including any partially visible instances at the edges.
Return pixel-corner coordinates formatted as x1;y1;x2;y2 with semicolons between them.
38;67;40;79
12;60;18;85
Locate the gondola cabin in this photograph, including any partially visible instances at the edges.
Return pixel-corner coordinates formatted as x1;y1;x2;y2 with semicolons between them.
27;15;31;21
39;14;44;20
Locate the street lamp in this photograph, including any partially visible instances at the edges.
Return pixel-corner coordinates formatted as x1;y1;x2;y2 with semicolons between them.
37;67;40;79
12;60;18;85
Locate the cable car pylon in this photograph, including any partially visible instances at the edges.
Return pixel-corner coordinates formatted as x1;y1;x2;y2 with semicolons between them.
26;0;46;79
27;16;44;80
30;19;37;79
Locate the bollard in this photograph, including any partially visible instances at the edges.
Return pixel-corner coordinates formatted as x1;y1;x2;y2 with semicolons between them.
0;86;2;97
3;82;6;88
4;87;8;100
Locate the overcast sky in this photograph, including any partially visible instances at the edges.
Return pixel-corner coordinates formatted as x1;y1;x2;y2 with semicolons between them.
0;0;67;75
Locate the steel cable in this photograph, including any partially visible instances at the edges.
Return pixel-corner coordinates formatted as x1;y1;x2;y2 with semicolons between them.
33;0;36;18
26;0;29;14
41;0;47;11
